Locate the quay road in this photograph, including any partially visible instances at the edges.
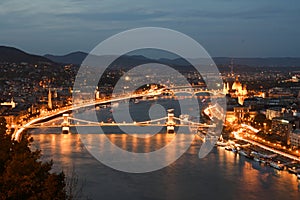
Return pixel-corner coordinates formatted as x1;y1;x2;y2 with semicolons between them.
235;135;300;162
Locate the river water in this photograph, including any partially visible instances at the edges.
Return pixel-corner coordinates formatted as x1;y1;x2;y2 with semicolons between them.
30;99;300;200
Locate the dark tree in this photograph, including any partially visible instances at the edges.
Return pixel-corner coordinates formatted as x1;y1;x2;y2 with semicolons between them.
0;117;68;199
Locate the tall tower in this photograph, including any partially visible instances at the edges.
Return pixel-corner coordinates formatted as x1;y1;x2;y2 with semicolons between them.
230;59;234;77
48;88;52;109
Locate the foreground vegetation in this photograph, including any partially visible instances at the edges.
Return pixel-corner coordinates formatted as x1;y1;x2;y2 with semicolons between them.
0;117;68;199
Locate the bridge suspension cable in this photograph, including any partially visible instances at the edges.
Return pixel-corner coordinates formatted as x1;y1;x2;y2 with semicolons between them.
68;117;99;125
172;117;215;128
137;117;167;124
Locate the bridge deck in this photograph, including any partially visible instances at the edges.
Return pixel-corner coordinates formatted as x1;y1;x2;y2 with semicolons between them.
26;123;215;128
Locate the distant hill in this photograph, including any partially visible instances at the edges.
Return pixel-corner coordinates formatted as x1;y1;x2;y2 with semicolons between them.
1;45;299;68
44;51;300;67
213;57;300;67
44;51;88;65
44;52;157;68
0;46;54;64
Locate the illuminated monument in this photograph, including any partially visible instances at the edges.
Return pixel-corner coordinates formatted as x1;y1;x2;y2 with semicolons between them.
48;88;52;109
223;60;248;105
223;76;248;105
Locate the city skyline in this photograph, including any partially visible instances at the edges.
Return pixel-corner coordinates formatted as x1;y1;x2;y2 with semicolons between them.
1;1;300;199
0;0;300;57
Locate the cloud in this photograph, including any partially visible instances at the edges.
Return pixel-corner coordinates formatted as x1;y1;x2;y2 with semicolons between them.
57;8;169;22
1;0;296;31
0;0;299;56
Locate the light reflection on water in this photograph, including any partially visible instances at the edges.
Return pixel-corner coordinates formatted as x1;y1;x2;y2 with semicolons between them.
31;133;300;200
78;133;178;153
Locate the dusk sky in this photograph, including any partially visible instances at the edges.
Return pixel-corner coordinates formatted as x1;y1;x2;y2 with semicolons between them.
1;0;299;57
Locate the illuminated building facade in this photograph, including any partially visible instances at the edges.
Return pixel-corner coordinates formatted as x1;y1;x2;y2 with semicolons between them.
266;107;283;120
223;76;248;105
271;118;293;145
225;106;256;124
290;129;300;148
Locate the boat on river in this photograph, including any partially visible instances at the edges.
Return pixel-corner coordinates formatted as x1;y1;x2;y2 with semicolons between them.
253;157;261;162
225;146;233;151
269;161;284;170
288;167;300;174
238;150;248;156
216;141;228;147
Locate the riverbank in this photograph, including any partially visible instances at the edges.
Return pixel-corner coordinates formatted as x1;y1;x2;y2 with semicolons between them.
218;138;300;179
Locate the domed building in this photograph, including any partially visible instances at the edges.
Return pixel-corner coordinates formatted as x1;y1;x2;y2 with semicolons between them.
223;76;248;105
232;77;242;91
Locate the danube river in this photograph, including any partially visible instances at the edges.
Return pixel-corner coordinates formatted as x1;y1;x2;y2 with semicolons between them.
30;99;300;200
31;133;300;200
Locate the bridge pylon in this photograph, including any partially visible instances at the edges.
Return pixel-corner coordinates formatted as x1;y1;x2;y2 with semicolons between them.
61;114;70;134
166;109;175;134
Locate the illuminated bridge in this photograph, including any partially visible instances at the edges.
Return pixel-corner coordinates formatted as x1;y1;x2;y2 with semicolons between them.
12;89;224;141
14;108;216;140
161;86;224;97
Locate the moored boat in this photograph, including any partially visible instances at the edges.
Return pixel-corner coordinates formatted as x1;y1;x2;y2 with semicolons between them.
288;167;300;174
216;135;228;147
216;141;228;147
245;153;254;160
253;157;260;162
225;146;233;151
260;159;267;164
238;150;248;156
269;161;284;170
232;147;238;153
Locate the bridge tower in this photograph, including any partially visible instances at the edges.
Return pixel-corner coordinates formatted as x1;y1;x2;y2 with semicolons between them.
95;86;100;100
166;109;175;134
61;114;70;134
